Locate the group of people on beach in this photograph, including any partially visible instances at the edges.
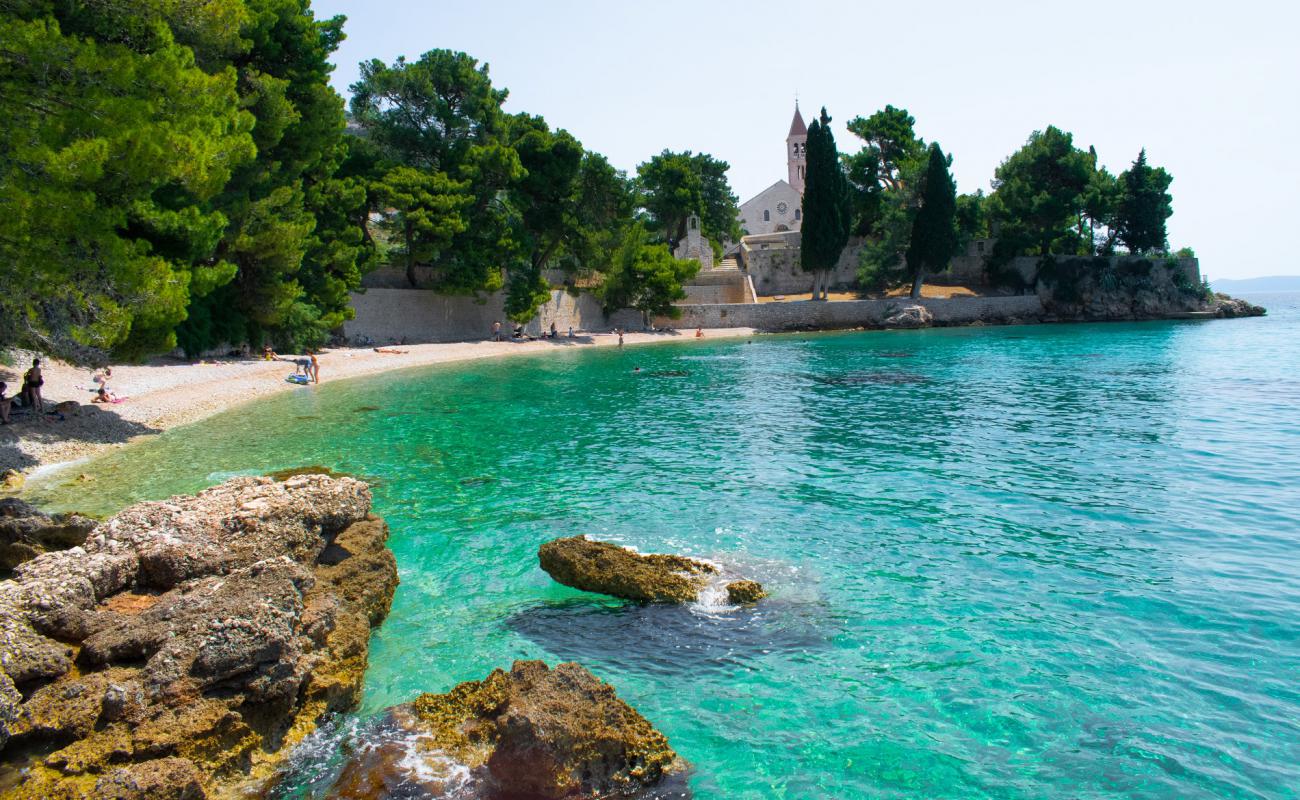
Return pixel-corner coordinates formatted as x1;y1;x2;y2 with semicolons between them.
0;358;46;424
492;320;575;342
90;366;123;404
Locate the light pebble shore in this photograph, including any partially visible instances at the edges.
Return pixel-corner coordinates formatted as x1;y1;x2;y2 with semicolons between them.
1;327;757;476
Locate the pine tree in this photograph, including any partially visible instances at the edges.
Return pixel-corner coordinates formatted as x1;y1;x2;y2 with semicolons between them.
800;108;852;300
1115;149;1173;254
904;144;958;298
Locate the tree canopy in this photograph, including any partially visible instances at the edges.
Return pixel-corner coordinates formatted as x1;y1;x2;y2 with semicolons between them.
843;105;932;291
1115;149;1173;254
1;0;377;361
598;225;699;324
985;128;1177;284
904;144;959;297
635;151;740;252
800;108;852;299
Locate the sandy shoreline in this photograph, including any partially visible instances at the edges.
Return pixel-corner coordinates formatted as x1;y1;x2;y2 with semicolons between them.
0;327;757;477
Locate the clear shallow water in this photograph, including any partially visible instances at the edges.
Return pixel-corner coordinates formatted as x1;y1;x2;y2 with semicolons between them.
29;296;1300;799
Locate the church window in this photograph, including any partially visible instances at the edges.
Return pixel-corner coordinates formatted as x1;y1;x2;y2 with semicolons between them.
795;209;801;220
690;217;698;229
763;210;770;222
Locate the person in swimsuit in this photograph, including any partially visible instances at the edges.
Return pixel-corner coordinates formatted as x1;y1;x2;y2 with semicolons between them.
0;382;12;424
21;358;43;413
309;352;320;384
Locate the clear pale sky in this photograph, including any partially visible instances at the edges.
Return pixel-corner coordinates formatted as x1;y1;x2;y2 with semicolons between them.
312;0;1297;280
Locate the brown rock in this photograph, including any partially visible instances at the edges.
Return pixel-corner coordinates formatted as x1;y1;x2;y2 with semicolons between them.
0;476;399;800
725;580;767;604
94;758;206;800
0;497;97;571
328;661;687;799
0;471;23;493
538;536;716;603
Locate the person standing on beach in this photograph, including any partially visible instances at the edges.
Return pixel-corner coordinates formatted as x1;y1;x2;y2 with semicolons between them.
617;329;624;347
310;352;320;384
21;358;43;413
492;321;502;341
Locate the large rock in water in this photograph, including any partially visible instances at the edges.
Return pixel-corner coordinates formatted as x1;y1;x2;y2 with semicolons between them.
325;660;688;799
538;536;718;603
0;475;398;800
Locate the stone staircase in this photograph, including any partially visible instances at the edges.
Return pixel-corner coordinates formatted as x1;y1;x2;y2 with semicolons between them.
715;256;740;271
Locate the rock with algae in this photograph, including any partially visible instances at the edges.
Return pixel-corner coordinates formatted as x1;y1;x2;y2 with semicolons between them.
538;535;765;605
538;536;717;603
324;660;688;799
0;497;98;572
725;580;767;604
0;474;398;800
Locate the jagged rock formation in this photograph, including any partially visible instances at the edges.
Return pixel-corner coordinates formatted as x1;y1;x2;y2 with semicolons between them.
0;475;398;799
538;536;765;605
0;498;98;572
325;661;688;799
1213;295;1267;318
539;536;716;603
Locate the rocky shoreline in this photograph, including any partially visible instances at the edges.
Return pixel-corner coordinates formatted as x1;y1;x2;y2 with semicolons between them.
0;481;706;800
0;475;398;799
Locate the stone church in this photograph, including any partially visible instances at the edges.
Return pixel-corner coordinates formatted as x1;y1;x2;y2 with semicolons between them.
737;105;807;237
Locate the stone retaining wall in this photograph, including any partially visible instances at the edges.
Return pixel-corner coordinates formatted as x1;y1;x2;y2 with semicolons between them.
680;270;754;304
656;295;1045;331
343;289;642;344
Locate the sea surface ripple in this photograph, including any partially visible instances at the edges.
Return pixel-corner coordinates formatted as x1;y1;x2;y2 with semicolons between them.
29;293;1300;799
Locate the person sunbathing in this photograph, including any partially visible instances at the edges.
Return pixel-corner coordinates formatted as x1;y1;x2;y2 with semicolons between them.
374;347;408;354
92;385;122;404
0;382;11;424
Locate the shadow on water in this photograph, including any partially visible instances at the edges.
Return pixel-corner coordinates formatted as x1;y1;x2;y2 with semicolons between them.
808;370;930;386
505;598;834;677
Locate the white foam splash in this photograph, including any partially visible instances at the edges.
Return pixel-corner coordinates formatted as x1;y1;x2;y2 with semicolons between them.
690;567;741;616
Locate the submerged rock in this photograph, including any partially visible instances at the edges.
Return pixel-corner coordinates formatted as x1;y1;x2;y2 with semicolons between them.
538;536;718;603
326;661;687;799
725;580;767;604
0;475;398;800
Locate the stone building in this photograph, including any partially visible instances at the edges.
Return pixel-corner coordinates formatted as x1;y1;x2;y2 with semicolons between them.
672;214;713;270
736;105;807;237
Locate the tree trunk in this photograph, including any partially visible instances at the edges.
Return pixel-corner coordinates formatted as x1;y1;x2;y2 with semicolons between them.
404;222;418;288
910;269;924;299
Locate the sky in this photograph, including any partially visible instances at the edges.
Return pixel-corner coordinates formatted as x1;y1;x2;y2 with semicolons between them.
312;0;1299;281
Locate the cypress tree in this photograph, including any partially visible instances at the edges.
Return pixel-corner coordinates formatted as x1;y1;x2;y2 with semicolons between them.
904;143;958;298
800;107;852;300
1116;149;1173;254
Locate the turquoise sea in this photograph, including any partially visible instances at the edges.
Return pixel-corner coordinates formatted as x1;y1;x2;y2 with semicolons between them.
27;294;1300;799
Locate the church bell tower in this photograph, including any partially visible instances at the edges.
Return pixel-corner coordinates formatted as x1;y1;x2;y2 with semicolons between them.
787;103;808;194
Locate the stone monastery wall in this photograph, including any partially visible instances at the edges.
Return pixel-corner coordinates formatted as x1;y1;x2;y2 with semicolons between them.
344;288;642;344
655;295;1045;331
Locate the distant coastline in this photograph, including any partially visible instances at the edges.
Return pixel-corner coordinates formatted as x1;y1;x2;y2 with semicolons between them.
1211;275;1300;293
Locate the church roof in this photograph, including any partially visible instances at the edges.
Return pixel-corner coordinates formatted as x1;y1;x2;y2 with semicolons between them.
788;105;807;138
